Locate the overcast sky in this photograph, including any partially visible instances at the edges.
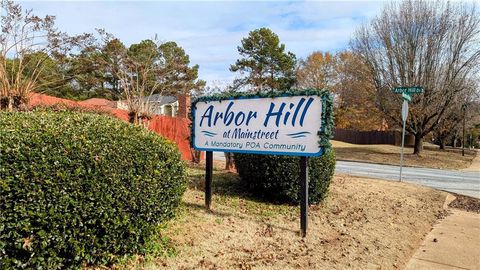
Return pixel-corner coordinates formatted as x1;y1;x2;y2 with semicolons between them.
19;1;386;86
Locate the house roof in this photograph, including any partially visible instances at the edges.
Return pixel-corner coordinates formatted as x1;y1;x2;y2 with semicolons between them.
80;98;116;108
141;94;177;106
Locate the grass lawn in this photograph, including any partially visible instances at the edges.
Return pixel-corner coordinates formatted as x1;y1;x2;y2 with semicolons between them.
118;164;447;270
332;140;477;170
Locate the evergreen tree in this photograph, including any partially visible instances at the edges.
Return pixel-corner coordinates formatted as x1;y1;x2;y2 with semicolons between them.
230;28;296;92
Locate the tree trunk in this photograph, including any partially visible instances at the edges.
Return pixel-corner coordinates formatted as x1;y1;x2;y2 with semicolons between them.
225;152;234;171
439;138;446;150
128;112;139;124
13;95;27;111
413;133;423;155
191;150;201;164
6;97;13;112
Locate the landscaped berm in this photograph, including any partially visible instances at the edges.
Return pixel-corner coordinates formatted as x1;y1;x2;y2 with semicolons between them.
0;110;451;269
117;163;448;270
0;110;187;269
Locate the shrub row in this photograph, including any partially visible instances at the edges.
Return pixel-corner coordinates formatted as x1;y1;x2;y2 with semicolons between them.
234;150;336;204
0;111;186;269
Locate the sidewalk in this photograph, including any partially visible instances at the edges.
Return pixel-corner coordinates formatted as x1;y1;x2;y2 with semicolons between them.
405;195;480;270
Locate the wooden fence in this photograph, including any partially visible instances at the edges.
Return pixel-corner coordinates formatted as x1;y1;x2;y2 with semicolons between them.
29;93;194;161
332;128;414;146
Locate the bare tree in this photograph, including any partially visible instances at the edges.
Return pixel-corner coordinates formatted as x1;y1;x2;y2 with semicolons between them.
352;0;480;154
117;56;160;126
0;0;90;111
434;79;479;149
96;31;163;125
434;106;464;150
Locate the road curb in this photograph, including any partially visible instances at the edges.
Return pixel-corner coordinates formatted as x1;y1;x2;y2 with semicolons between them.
443;193;456;210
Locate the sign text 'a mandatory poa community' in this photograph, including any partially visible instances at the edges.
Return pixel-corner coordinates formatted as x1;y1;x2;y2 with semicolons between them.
192;95;323;156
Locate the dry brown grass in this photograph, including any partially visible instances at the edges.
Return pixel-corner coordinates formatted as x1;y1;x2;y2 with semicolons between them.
332;140;477;170
117;166;447;270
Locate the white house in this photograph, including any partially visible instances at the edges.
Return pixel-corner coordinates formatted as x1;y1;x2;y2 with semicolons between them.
116;94;179;117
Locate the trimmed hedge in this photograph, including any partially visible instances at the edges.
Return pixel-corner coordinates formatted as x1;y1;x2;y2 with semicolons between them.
0;111;186;269
234;150;335;204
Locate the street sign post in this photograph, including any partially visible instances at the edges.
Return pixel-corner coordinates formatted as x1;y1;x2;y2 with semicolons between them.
393;86;424;94
393;86;423;181
402;92;412;102
402;100;408;122
399;100;408;181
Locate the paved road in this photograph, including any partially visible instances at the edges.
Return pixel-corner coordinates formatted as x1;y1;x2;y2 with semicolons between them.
336;160;479;198
213;152;480;198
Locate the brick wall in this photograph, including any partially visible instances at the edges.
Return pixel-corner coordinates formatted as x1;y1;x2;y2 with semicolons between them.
175;93;191;119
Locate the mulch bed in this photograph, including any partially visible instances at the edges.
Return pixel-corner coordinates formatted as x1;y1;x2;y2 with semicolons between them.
449;194;480;213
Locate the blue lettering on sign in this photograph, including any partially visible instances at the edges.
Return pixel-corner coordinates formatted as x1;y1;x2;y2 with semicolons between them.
200;101;258;128
224;102;235;126
246;111;257;125
200;105;213;127
299;97;314;126
199;97;314;128
263;97;314;127
235;111;245;125
290;98;305;126
263;102;286;127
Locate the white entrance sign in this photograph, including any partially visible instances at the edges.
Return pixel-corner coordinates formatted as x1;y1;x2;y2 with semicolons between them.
192;95;323;156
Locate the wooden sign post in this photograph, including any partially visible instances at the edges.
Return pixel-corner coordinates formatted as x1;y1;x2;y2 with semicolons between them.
191;90;333;237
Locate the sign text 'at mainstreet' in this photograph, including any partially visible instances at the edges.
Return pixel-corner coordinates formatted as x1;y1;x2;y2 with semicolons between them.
193;95;324;156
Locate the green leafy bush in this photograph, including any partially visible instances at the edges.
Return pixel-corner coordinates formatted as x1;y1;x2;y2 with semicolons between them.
234;150;335;204
0;111;186;269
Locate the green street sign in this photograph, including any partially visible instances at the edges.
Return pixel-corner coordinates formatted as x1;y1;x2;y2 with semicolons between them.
402;92;412;102
393;86;424;94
